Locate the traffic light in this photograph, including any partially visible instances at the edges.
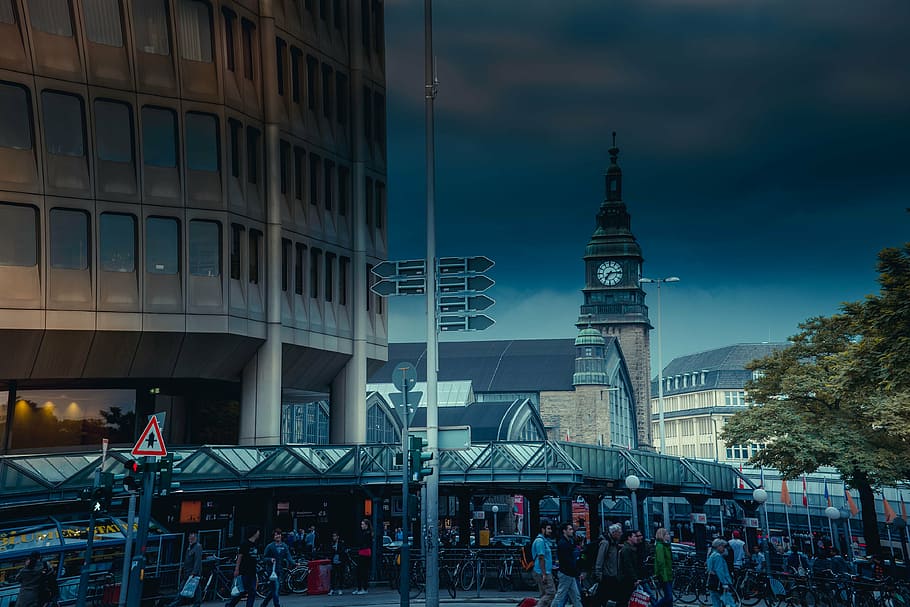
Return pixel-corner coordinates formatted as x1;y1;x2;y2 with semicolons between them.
123;459;143;492
408;435;433;483
157;452;182;496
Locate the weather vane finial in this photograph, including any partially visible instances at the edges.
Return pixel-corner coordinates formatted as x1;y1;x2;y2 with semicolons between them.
608;131;620;165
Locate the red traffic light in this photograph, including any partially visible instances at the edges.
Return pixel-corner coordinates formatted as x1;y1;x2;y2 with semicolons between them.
124;460;140;474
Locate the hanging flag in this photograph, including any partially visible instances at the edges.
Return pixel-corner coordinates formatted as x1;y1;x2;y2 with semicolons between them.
845;485;859;517
739;464;745;489
780;479;792;506
901;492;908;521
824;479;831;507
802;474;809;508
883;495;897;523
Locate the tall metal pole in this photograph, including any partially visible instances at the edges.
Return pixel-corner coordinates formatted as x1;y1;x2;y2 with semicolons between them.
118;491;137;607
76;468;102;607
423;0;440;606
399;384;411;607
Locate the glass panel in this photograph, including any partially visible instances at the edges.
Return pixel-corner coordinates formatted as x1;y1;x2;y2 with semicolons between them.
83;0;123;46
177;0;213;63
146;217;179;274
133;0;169;55
142;107;177;167
9;389;136;449
229;224;242;280
185;112;219;172
42;91;85;157
0;203;38;266
50;209;89;270
248;230;260;284
246;126;259;184
95;100;133;163
189;220;220;276
99;213;135;272
28;0;72;36
0;83;30;150
0;0;15;24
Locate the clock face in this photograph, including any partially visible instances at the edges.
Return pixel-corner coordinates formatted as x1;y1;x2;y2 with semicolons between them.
597;261;623;286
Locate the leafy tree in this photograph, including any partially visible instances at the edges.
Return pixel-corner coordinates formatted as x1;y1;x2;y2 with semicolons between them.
723;244;910;557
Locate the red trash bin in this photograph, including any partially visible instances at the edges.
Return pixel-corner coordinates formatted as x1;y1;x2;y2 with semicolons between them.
307;559;332;595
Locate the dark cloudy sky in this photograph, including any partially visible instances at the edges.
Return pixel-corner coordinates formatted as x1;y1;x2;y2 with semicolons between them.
382;0;910;370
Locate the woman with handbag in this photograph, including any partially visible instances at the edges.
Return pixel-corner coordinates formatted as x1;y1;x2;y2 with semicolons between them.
352;519;373;595
706;539;735;607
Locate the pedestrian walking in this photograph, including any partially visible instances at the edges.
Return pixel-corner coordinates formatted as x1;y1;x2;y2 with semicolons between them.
168;532;203;607
653;528;673;607
327;531;346;596
261;529;295;607
226;528;260;607
16;551;52;607
706;539;735;607
594;523;623;607
531;521;556;607
554;523;583;607
352;519;372;595
728;531;746;571
304;526;317;557
616;529;645;607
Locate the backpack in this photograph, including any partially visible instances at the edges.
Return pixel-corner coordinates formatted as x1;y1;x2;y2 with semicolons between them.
520;543;535;571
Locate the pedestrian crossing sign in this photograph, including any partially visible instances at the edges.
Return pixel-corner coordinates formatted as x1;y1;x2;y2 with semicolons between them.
132;416;167;457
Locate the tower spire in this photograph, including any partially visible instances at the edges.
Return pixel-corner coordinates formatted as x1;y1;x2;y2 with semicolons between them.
605;131;622;203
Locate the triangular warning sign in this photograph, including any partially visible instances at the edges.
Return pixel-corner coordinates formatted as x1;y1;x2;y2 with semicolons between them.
132;417;167;457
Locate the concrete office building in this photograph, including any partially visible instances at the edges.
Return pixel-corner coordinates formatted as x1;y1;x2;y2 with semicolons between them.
0;0;388;453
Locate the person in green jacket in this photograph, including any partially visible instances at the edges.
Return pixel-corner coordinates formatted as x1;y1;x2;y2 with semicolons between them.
654;528;674;607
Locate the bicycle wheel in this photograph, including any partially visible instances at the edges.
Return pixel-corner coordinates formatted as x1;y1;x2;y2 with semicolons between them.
409;561;425;599
255;571;271;599
674;573;697;604
444;568;457;599
498;564;513;592
460;561;477;591
287;567;310;594
739;575;764;607
214;574;233;601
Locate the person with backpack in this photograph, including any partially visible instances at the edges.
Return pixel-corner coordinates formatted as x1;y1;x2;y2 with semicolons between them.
532;521;556;607
554;523;583;607
594;524;623;607
16;551;52;607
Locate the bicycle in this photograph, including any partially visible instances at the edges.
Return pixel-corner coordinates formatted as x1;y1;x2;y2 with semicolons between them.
199;557;235;602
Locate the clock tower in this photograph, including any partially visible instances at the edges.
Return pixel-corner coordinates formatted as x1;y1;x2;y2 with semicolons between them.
577;134;653;448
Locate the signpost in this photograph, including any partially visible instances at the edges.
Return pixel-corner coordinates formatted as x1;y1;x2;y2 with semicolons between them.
391;363;417;607
370;260;427;297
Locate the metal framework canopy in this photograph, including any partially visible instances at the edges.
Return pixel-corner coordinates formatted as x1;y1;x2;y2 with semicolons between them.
0;441;756;510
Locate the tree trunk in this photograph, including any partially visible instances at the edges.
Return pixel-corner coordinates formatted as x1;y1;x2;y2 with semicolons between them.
854;473;882;556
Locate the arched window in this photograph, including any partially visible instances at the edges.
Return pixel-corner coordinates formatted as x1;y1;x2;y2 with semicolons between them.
366;401;398;445
281;400;329;444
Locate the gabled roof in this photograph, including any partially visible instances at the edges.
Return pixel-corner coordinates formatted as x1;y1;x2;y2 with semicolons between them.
373;339;614;393
408;400;535;442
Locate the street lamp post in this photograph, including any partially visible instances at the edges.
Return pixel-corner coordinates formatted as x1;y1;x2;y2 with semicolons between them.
640;276;679;532
492;505;499;537
626;474;641;530
825;506;841;555
753;488;771;573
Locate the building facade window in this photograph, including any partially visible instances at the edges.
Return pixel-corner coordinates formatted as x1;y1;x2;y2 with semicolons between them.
133;0;170;55
324;252;334;302
0;82;33;150
142;107;178;167
338;165;349;216
339;256;349;305
177;0;213;63
222;8;235;71
185;112;219;172
281;238;291;292
362;86;371;140
146;217;179;274
375;181;385;229
294;243;305;296
275;37;286;96
241;19;254;79
0;203;38;267
281;400;329;445
246;126;260;184
309;248;320;298
99;212;136;272
229;223;243;279
294;147;305;201
308;154;320;205
95;100;133;163
321;63;333;119
188;219;220;276
724;391;746;406
324;160;333;211
335;72;348;125
42;91;85;157
306;55;317;111
228;119;241;178
366;402;398;445
9;389;136;450
279;140;290;194
28;0;72;36
83;0;123;46
49;209;89;270
248;229;261;284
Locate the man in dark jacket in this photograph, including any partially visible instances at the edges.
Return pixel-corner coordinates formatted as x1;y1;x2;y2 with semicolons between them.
554;523;583;607
183;532;203;607
617;530;645;607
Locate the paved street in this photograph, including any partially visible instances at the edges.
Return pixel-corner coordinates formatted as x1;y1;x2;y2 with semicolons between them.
214;587;529;607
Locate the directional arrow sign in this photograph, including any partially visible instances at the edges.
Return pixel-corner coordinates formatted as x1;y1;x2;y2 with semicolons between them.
371;259;426;279
438;314;495;332
467;314;496;331
438;294;495;314
371;276;426;296
468;294;495;311
438;274;495;294
438;256;494;275
371;260;399;279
